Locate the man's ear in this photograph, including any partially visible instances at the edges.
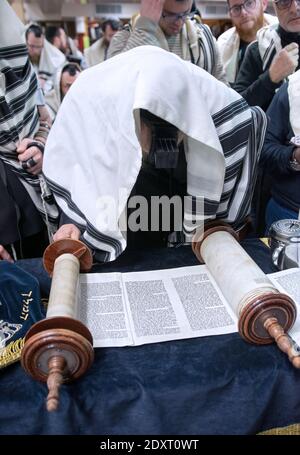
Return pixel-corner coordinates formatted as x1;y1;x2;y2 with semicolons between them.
262;0;269;12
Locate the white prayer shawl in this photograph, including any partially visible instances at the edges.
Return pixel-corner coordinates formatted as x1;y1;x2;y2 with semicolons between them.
45;62;81;121
44;64;65;121
84;37;108;67
218;13;278;83
0;1;59;231
43;46;266;262
68;37;84;63
288;69;300;141
257;23;282;70
182;20;215;70
39;39;66;81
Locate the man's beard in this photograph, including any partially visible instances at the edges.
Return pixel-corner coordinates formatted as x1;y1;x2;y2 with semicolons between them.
30;55;40;65
236;12;264;42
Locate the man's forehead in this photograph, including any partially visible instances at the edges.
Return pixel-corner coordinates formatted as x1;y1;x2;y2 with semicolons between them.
228;0;246;5
228;0;260;5
163;0;192;12
27;32;43;43
62;73;77;83
104;25;114;33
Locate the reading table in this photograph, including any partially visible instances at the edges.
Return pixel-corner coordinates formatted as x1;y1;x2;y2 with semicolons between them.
1;238;300;435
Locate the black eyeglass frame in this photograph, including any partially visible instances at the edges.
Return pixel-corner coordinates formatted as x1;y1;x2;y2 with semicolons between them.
274;0;300;10
161;10;193;22
228;0;257;17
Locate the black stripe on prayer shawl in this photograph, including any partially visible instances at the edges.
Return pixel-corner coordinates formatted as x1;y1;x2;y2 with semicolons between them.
46;177;123;257
2;67;32;91
0;107;38;145
218;126;250;158
224;107;266;227
0;44;28;60
262;41;276;69
224;160;244;182
2;60;34;91
0;80;38;124
220;191;234;203
199;24;216;71
186;197;219;217
45;177;87;221
4;68;36;99
203;200;219;216
86;222;123;257
212;99;248;127
15;168;41;186
222;140;247;159
184;105;266;235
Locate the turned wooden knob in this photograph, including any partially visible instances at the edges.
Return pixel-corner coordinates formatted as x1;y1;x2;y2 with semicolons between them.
43;238;93;275
21;239;94;411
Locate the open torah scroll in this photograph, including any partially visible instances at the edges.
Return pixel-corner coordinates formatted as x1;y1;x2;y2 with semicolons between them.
77;243;300;364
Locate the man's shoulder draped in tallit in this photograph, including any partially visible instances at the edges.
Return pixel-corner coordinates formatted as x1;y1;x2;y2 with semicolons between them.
0;0;59;237
43;46;266;262
44;62;77;121
257;23;281;70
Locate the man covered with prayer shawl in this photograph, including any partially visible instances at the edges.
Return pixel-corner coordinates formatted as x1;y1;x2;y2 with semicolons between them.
0;0;59;261
43;46;266;263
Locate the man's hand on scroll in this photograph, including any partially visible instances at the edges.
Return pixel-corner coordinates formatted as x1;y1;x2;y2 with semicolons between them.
53;224;81;242
17;138;43;175
269;43;299;84
140;0;165;23
0;245;13;262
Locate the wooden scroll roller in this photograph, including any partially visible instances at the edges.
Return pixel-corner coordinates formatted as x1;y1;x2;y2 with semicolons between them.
21;239;94;411
192;225;300;368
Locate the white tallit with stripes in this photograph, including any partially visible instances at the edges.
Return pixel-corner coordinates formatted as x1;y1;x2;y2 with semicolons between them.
257;23;282;70
0;0;59;232
43;46;266;262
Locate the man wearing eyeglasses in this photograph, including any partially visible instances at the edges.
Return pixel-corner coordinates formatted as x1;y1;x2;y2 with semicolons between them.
108;0;227;84
235;0;300;111
25;24;66;93
218;0;278;84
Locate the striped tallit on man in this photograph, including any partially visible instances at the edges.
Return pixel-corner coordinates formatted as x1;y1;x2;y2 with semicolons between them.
43;46;266;262
0;0;59;257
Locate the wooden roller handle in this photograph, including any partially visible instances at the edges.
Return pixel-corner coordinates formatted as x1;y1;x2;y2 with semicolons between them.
46;356;66;412
264;318;300;368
